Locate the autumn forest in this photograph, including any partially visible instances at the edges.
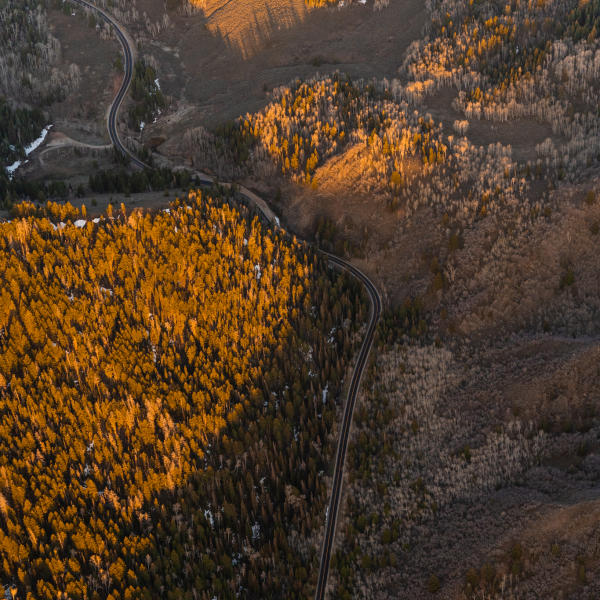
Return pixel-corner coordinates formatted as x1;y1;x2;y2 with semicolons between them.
0;192;365;599
3;0;600;596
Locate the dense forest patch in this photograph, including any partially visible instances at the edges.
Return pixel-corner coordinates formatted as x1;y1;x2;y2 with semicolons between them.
0;191;365;599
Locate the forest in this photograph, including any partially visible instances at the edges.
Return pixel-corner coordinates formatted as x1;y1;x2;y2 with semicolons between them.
2;0;599;597
188;72;531;234
0;166;198;213
332;333;547;599
177;0;600;240
0;190;366;599
402;0;600;176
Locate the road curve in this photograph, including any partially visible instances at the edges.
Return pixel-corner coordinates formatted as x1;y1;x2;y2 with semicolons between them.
69;0;147;169
65;4;382;597
314;252;381;600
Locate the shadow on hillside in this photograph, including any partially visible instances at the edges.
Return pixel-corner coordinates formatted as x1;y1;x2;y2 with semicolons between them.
194;0;309;60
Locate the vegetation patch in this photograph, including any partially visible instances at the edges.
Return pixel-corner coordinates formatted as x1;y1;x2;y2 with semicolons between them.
128;60;166;132
0;190;365;599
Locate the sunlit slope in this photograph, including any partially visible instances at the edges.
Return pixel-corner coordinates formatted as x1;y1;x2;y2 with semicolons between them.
0;192;363;598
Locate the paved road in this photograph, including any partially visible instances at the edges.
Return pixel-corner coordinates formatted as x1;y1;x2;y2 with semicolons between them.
66;4;382;597
70;0;147;169
314;253;381;600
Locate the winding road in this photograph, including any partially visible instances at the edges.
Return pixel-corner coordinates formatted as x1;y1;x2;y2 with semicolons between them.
67;2;381;597
70;0;146;169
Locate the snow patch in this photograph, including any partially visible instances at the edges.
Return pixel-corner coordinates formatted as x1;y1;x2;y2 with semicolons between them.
204;509;214;528
5;124;53;178
25;125;53;155
5;161;21;176
231;552;242;567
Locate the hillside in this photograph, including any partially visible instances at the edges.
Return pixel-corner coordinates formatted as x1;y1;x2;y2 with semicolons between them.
1;0;600;598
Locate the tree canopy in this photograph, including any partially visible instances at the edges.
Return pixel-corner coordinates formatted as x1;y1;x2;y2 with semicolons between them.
0;190;365;599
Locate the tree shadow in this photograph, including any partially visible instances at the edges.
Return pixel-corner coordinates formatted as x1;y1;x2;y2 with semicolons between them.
193;0;309;60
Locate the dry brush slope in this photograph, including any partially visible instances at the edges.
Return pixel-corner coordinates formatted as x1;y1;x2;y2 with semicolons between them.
331;174;600;599
47;6;120;144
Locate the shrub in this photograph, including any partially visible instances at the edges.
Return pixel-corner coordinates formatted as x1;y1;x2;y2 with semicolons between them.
465;567;480;591
427;574;441;593
559;268;575;289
